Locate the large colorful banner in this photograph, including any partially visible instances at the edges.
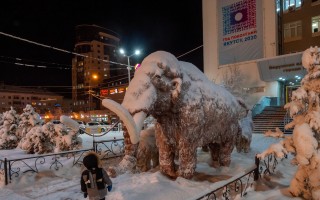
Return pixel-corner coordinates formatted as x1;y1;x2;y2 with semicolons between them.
218;0;263;65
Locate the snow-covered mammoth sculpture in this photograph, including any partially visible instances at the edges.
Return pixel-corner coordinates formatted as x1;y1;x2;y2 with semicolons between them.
103;51;246;179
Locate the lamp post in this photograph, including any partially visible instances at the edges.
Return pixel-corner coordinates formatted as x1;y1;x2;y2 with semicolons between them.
119;49;141;83
89;74;98;121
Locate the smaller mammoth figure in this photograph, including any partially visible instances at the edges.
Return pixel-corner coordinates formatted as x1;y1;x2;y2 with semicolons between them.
136;126;159;172
236;110;254;153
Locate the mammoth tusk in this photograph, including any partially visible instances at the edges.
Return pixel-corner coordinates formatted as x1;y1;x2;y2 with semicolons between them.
102;99;140;144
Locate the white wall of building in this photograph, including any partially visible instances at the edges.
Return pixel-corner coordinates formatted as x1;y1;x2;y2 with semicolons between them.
202;0;279;108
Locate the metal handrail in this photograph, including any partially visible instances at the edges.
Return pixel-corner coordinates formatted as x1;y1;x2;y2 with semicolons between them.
251;96;271;117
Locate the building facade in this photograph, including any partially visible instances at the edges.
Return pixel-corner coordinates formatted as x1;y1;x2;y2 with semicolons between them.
0;84;64;120
280;0;320;54
202;0;320;109
72;24;121;112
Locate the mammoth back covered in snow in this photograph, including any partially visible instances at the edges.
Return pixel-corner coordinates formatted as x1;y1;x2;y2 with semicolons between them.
103;51;248;179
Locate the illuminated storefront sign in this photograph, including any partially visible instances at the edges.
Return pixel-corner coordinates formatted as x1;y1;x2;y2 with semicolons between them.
100;89;108;97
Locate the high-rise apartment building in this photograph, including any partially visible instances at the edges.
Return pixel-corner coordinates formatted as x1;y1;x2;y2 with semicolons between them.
72;24;120;112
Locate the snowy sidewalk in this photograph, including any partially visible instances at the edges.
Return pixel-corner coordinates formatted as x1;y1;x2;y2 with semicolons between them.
0;134;302;200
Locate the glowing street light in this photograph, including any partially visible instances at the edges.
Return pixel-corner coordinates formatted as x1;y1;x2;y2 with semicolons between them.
119;48;141;83
89;73;98;120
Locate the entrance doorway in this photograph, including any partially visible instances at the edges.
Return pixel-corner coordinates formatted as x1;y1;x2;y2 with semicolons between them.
285;85;299;103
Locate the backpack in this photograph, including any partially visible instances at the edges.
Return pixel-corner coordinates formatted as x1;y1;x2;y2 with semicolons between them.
82;168;106;190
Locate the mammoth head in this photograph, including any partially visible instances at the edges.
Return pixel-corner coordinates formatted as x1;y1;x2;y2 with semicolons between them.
121;51;183;138
122;51;183;112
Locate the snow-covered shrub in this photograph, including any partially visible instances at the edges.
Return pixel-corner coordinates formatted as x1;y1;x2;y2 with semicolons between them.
258;46;320;200
19;119;82;154
19;125;53;154
264;127;284;138
17;104;42;139
221;65;248;102
0;107;20;149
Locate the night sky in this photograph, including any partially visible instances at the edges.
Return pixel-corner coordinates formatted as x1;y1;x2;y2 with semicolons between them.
0;0;203;97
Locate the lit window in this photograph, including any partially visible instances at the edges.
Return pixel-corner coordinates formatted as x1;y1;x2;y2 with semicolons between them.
312;16;320;36
118;88;125;93
283;0;302;12
110;89;118;94
284;20;302;42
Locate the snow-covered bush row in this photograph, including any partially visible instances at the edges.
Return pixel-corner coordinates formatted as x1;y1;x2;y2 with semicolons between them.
0;105;82;154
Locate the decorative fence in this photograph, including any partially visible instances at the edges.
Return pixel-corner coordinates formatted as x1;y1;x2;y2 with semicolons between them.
188;154;281;200
93;138;125;160
0;136;126;185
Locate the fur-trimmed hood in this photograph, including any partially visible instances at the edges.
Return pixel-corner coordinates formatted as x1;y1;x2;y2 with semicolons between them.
83;151;102;169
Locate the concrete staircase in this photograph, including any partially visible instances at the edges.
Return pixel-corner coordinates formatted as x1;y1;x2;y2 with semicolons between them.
252;106;293;134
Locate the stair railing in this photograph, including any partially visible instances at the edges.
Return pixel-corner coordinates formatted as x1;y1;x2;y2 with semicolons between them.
251;96;272;117
283;110;293;134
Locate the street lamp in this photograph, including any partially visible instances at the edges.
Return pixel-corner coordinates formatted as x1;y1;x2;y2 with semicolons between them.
89;74;98;121
119;48;141;83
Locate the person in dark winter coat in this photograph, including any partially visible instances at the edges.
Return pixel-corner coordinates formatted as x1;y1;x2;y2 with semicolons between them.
81;152;112;200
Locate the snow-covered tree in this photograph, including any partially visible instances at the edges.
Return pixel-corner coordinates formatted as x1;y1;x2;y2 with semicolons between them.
221;65;248;101
0;107;20;149
17;104;42;139
19;117;82;154
0;113;3;126
258;46;320;200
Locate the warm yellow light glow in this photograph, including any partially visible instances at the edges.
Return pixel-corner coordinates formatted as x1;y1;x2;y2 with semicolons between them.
92;74;98;79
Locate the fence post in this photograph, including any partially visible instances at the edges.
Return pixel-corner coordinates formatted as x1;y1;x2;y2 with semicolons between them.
254;155;260;181
4;158;8;185
93;139;96;152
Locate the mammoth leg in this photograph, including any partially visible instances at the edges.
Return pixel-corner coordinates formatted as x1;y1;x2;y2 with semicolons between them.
219;141;234;166
136;143;151;172
178;141;197;179
243;139;250;153
208;143;221;168
155;124;176;178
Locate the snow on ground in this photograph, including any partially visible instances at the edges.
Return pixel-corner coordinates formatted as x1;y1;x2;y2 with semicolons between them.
0;133;302;200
